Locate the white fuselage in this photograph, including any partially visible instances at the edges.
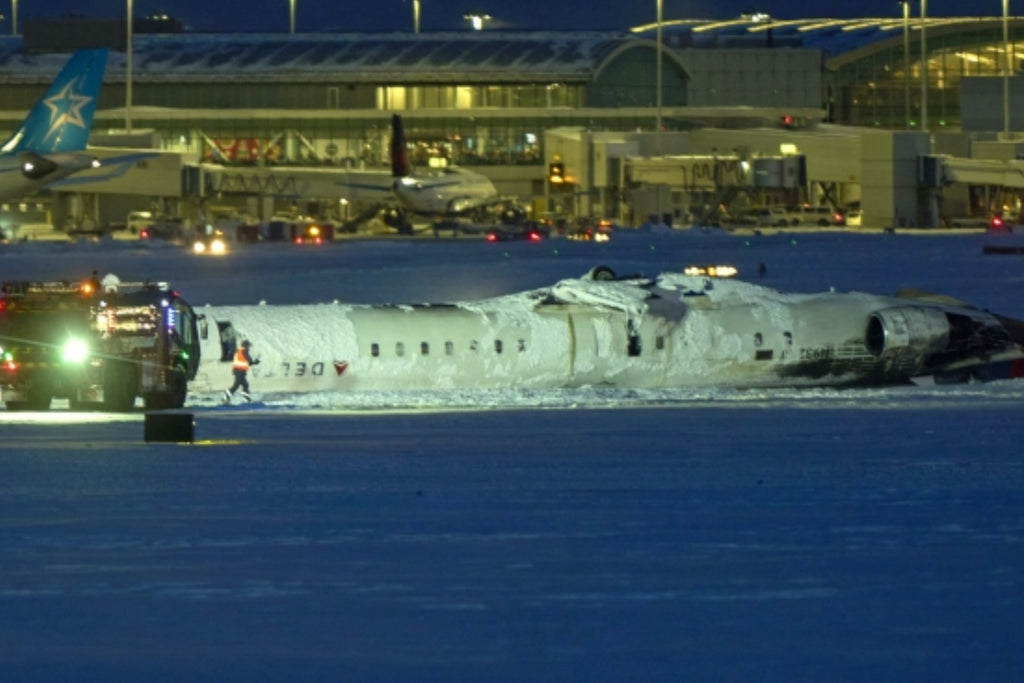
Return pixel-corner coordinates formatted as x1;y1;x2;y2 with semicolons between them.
189;274;993;395
393;167;499;215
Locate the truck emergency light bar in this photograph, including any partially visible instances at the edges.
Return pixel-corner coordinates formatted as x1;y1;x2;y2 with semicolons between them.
106;281;170;293
1;279;170;297
1;280;88;296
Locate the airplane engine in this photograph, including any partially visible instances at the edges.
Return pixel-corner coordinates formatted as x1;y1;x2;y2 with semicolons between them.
381;207;413;234
447;197;477;214
865;306;951;359
20;152;59;180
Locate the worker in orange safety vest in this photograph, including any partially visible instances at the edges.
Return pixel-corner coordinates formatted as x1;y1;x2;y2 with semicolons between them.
223;339;260;404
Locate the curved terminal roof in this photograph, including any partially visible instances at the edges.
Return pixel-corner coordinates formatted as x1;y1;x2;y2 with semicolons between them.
630;16;1024;67
0;32;632;84
0;17;1019;85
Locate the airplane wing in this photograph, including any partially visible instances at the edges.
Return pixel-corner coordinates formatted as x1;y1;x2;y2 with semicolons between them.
337;180;394;193
47;152;159;187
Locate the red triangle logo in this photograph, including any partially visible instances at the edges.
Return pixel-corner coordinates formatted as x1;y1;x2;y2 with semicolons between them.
333;360;349;376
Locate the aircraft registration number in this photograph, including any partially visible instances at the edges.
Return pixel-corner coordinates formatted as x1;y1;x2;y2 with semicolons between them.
799;347;834;361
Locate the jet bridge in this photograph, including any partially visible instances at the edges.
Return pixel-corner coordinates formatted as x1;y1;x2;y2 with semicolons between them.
623;154;806;225
186;163;393;203
923;155;1024;189
919;154;1024;225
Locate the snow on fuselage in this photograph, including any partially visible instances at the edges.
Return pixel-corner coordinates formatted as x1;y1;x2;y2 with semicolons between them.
188;273;992;394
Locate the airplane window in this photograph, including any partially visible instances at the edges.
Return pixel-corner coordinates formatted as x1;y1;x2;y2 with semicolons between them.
754;333;763;348
495;339;503;354
656;335;665;350
421;341;429;355
396;342;405;357
469;340;478;352
518;339;526;352
371;343;379;357
445;341;454;355
784;331;793;347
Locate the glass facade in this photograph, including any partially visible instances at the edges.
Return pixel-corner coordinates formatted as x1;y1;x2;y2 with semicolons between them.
65;38;689;169
110;109;670;169
82;44;689;168
832;25;1020;129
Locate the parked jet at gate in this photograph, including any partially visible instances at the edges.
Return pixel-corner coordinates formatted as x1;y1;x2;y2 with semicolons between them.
387;114;502;216
190;266;1024;397
337;114;509;230
0;49;109;201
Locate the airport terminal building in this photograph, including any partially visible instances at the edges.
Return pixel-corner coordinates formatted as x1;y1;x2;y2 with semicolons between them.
2;14;1024;231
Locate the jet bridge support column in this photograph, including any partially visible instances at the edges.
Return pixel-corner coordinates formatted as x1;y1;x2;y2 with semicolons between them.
861;131;931;228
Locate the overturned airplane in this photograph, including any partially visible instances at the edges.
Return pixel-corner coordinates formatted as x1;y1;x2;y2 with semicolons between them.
190;266;1024;395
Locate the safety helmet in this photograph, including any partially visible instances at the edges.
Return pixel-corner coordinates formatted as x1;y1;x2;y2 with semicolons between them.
241;339;252;348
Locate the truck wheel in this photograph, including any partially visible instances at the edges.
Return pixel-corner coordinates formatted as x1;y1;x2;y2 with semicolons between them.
146;366;187;410
69;397;91;411
103;362;138;412
5;390;52;411
166;367;188;409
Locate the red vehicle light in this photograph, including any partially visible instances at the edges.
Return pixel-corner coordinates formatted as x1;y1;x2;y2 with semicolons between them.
294;236;304;244
527;230;543;241
991;216;1005;229
140;229;150;239
486;232;499;242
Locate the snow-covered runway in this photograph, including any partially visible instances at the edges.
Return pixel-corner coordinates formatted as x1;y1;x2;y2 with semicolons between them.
2;404;1023;681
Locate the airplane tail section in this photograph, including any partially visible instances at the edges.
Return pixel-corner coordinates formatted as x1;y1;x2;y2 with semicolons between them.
0;49;108;155
390;113;411;178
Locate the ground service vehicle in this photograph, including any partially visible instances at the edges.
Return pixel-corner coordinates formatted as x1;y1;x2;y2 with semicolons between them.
0;279;200;411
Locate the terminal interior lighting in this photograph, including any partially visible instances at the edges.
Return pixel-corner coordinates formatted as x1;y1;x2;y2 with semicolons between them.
548;161;565;183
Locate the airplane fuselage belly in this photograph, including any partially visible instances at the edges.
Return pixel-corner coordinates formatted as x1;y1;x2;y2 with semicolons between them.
192;290;903;395
688;298;887;386
194;304;573;393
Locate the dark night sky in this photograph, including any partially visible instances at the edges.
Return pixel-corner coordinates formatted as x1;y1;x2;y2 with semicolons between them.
5;1;998;34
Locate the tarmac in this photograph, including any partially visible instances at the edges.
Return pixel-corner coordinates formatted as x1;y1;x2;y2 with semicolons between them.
1;222;1004;245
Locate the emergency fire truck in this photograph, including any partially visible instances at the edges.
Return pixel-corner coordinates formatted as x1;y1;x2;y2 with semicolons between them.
0;277;200;411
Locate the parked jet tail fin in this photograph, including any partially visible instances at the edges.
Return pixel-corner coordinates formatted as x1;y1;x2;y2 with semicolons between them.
0;49;109;155
390;113;411;178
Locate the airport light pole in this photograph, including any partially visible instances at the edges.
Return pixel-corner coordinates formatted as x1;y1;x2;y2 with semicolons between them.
126;0;133;133
920;0;928;132
1004;0;1012;138
10;0;16;35
413;0;421;34
289;0;296;34
656;0;662;137
901;1;911;128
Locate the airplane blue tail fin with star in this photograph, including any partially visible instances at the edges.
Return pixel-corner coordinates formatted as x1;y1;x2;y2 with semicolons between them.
0;49;108;155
